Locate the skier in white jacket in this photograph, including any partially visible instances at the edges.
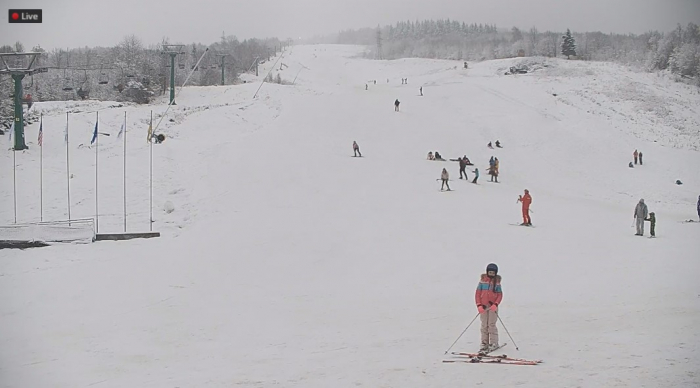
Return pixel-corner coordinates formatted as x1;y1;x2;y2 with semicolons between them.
634;199;648;236
441;168;451;191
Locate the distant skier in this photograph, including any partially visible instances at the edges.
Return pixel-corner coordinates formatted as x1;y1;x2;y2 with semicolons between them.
427;151;434;160
645;212;656;237
434;151;444;161
495;140;502;148
628;162;634;168
365;83;368;90
472;167;479;184
394;99;400;112
697;195;700;221
634;199;648;236
633;149;638;165
374;80;376;85
488;142;494;149
489;156;495;168
419;86;423;96
353;141;361;157
476;263;502;353
639;151;643;165
440;168;451;191
517;189;532;225
458;157;469;179
488;164;499;182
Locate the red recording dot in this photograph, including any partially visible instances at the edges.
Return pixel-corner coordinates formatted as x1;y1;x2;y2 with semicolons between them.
12;13;19;20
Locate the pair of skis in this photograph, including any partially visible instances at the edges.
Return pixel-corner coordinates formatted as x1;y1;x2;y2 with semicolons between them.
443;344;542;366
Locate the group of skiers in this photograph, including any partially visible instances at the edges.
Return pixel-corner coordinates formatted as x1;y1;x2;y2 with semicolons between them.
633;198;656;237
487;140;502;149
488;156;500;182
427;151;445;161
629;149;644;168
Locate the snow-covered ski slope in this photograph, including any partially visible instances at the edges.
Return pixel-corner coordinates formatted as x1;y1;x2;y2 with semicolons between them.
1;45;699;387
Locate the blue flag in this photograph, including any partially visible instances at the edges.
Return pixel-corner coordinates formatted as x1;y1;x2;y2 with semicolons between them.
91;120;98;145
117;123;125;139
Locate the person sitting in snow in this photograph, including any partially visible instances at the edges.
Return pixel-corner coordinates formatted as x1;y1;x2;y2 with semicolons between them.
353;141;361;157
427;151;434;160
628;162;634;168
495;140;502;148
487;141;494;149
434;151;444;161
476;263;503;353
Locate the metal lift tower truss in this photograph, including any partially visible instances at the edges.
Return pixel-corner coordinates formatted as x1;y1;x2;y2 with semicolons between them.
0;52;46;150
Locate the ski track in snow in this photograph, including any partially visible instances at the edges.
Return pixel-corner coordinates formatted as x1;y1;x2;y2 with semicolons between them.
0;45;699;388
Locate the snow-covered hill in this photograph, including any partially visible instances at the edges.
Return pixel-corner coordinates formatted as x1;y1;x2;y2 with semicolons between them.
1;45;698;388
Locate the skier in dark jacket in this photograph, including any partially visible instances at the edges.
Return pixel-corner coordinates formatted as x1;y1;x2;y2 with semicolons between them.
645;212;656;237
394;99;400;112
697;195;700;221
449;156;469;179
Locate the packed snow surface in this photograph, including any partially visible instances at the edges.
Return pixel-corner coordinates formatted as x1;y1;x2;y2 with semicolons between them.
1;45;699;387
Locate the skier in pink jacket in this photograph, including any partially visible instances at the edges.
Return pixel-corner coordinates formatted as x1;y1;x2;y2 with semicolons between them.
475;263;503;352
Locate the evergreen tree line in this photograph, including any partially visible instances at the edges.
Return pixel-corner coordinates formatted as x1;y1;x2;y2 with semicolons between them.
332;19;700;83
0;34;286;109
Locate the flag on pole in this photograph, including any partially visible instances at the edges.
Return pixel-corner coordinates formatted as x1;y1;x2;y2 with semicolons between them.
117;123;125;139
38;120;43;146
146;122;152;143
91;120;98;145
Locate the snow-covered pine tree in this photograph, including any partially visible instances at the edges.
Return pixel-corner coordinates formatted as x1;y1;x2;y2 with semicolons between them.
561;29;577;59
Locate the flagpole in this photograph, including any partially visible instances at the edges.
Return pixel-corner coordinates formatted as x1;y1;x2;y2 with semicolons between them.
39;113;43;222
95;111;99;234
66;112;71;225
149;110;153;232
123;111;127;232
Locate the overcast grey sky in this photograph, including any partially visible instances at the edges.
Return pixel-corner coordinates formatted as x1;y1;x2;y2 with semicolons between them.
2;0;699;50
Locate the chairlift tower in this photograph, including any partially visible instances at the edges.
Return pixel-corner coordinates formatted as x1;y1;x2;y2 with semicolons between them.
161;44;185;105
216;54;227;85
0;52;46;151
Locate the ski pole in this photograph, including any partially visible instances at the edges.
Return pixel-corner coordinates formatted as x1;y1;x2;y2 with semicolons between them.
444;313;480;355
496;314;519;351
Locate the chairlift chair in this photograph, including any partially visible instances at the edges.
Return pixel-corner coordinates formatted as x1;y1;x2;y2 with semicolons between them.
23;75;34;90
178;63;185;70
62;69;74;91
98;64;109;84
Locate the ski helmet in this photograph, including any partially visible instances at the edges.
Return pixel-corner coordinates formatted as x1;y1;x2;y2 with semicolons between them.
486;263;498;274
